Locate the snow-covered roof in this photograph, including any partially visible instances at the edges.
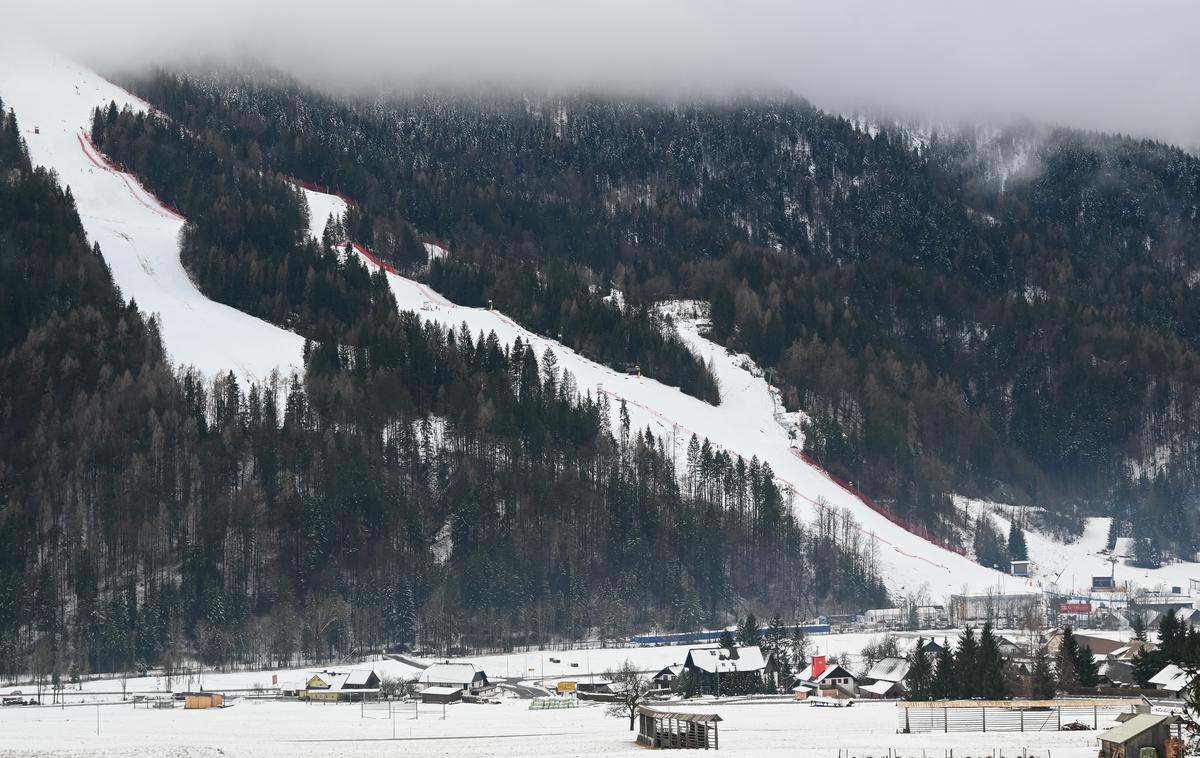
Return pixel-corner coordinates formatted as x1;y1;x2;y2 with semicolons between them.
1149;664;1190;692
654;664;684;678
344;669;376;687
865;657;910;683
685;646;767;674
420;685;462;696
861;679;901;696
306;669;378;692
419;662;486;684
796;662;856;684
1100;713;1174;744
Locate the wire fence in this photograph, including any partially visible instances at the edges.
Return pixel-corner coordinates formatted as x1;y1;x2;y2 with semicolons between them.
898;703;1135;733
838;749;1054;758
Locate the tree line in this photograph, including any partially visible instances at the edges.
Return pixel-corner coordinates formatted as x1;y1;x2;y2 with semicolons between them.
0;101;885;686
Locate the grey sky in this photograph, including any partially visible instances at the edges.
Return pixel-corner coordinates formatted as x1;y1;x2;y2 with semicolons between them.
13;0;1200;146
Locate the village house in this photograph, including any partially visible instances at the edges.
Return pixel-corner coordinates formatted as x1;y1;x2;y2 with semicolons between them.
859;657;909;699
793;659;858;699
1148;664;1190;698
995;635;1023;657
417;662;495;697
919;638;948;657
303;669;381;702
651;664;684;692
682;646;775;695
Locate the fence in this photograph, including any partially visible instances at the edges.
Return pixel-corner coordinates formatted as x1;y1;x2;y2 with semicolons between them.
898;702;1136;733
838;750;1054;758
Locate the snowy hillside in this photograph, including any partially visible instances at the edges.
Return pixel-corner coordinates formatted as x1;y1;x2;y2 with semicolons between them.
959;497;1200;598
297;186;1029;598
0;42;303;378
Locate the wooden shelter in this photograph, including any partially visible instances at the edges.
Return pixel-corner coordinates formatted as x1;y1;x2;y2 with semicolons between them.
636;706;721;750
1098;713;1174;758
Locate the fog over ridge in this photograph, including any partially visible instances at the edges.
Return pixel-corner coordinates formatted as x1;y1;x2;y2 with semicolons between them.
9;0;1200;146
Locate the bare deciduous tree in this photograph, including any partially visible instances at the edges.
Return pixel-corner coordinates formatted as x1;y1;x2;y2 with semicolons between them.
606;659;651;731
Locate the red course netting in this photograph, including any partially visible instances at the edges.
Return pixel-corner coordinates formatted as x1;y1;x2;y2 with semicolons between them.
793;449;967;557
352;242;396;274
290;177;357;209
78;131;185;221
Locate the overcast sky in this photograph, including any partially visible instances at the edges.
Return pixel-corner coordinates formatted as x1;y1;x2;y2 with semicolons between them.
12;0;1200;146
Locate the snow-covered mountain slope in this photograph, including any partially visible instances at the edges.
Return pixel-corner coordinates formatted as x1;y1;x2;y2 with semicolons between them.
297;187;1030;598
0;43;303;378
959;498;1200;598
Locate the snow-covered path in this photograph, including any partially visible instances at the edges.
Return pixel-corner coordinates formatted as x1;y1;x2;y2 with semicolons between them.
0;42;304;378
297;187;1030;598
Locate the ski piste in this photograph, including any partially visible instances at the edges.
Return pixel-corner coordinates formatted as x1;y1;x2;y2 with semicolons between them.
0;40;304;379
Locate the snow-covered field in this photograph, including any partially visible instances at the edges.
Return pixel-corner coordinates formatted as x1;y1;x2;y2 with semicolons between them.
0;41;304;379
0;697;1110;758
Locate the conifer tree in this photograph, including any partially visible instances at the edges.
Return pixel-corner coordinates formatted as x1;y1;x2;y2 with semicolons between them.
955;627;979;697
1131;611;1147;642
1031;646;1057;699
1074;643;1100;688
766;614;791;672
1007;525;1028;562
1056;627;1080;690
973;517;1007;569
905;637;933;700
931;641;955;700
718;630;736;651
977;622;1008;699
737;614;760;648
790;629;809;672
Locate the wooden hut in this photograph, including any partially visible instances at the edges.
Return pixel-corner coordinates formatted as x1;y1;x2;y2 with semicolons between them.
1098;713;1174;758
636;706;721;750
183;692;224;709
420;686;463;704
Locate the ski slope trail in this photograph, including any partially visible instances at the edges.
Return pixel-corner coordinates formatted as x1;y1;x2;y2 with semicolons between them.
0;43;304;379
297;187;1029;598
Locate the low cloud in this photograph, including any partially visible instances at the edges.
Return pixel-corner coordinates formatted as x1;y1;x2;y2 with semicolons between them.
11;0;1200;145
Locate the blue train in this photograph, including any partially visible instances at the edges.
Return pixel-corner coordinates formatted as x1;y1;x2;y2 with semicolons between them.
631;623;831;646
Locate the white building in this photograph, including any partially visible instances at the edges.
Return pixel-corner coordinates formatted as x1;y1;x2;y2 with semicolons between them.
417;662;494;696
